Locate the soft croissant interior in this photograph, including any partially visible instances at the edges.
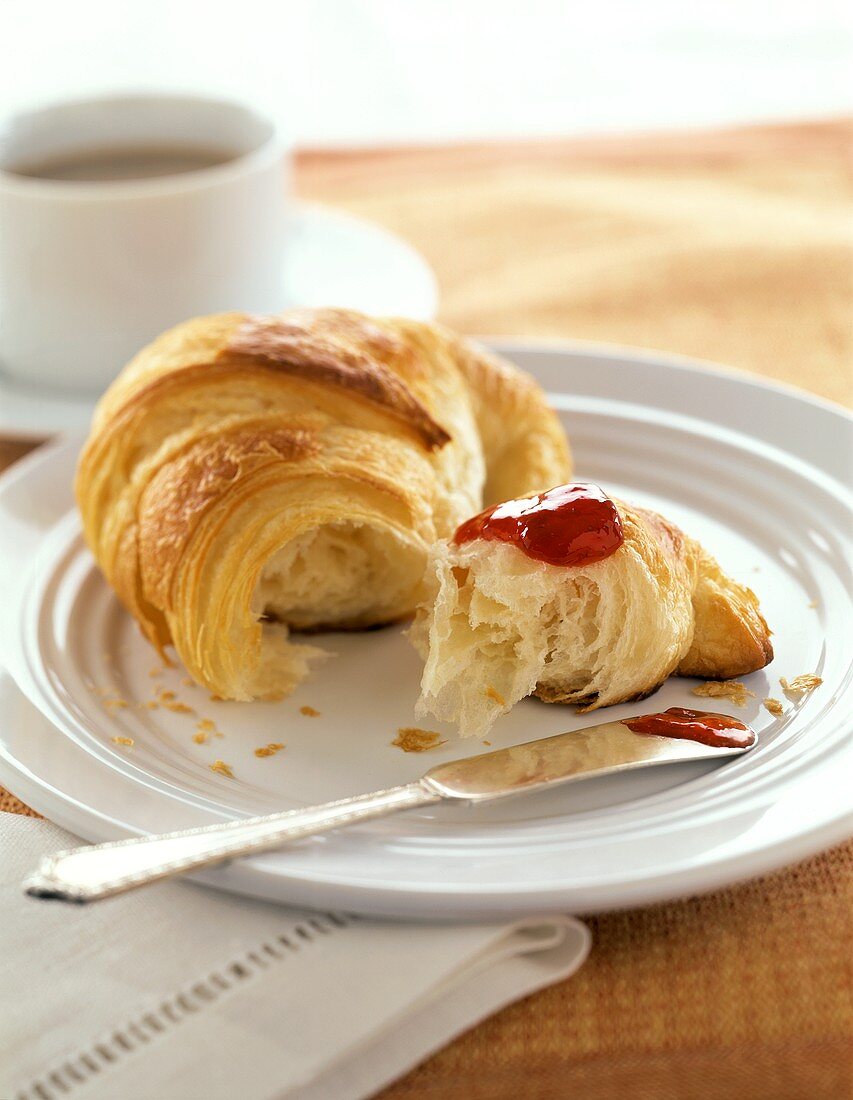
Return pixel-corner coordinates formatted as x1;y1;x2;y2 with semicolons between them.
411;505;772;739
252;522;425;631
411;540;689;739
247;522;427;699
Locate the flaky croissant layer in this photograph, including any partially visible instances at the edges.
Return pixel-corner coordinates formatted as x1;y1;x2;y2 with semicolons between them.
411;500;773;738
76;308;570;700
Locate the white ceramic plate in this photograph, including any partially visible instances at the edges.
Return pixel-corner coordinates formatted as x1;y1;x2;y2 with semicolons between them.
0;201;438;438
1;343;851;919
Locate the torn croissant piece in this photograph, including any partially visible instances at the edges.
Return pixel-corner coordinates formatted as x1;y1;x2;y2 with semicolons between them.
411;483;773;738
75;308;570;700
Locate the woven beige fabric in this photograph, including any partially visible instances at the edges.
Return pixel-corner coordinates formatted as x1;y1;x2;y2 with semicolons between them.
379;844;852;1100
2;119;851;1099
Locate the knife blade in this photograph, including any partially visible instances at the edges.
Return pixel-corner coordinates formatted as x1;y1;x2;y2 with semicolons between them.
24;708;756;904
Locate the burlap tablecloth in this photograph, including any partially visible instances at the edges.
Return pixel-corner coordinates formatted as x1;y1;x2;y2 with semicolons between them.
2;119;851;1099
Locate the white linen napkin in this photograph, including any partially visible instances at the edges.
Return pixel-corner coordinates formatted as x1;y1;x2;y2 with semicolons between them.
0;813;589;1100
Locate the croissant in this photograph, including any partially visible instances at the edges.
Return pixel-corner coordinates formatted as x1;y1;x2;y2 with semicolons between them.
411;483;773;738
75;308;571;700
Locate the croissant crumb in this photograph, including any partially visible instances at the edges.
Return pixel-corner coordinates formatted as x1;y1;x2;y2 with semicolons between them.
692;680;755;707
164;701;194;714
254;742;286;758
209;760;234;778
392;728;447;753
780;674;823;697
194;718;223;743
763;698;784;716
111;736;134;747
300;706;321;718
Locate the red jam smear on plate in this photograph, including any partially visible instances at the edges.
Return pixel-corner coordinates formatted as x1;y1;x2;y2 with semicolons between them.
453;483;624;567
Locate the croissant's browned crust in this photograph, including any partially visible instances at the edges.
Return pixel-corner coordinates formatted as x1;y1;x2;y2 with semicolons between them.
76;308;571;700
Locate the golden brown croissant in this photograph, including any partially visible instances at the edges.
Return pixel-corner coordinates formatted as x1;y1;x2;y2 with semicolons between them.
75;308;571;700
411;484;772;737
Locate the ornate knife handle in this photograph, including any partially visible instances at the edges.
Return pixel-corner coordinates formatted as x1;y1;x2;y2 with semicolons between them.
24;781;442;904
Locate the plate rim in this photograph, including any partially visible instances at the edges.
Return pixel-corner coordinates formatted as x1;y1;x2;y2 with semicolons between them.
493;333;852;427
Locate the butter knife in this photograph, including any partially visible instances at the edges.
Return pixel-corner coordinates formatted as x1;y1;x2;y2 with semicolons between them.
24;709;756;904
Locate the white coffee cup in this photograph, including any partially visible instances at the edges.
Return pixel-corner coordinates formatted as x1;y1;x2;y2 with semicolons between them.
0;93;288;392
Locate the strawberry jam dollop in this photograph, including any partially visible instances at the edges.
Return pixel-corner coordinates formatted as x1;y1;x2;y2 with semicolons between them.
453;483;624;567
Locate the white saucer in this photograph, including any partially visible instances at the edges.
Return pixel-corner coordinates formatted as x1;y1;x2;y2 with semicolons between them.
0;201;438;439
0;342;850;919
